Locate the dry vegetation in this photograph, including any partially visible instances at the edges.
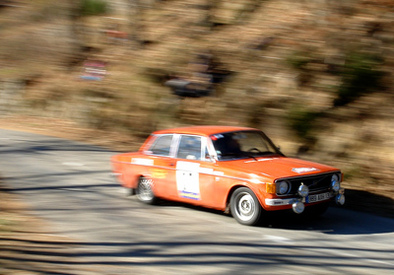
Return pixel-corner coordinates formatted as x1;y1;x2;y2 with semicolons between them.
0;0;393;208
0;2;393;272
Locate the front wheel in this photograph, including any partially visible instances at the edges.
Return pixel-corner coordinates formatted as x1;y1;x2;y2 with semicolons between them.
230;187;262;226
136;177;156;204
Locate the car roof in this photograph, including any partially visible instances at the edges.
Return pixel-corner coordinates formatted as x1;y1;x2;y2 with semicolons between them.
152;126;258;136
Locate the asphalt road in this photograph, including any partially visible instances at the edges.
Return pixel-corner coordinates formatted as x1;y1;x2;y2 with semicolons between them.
1;129;393;274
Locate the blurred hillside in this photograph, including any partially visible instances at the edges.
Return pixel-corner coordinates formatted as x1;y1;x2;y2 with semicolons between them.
0;0;393;204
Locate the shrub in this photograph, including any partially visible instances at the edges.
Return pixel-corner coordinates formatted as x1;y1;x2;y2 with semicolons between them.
334;52;384;107
80;0;109;16
286;51;312;70
287;106;320;140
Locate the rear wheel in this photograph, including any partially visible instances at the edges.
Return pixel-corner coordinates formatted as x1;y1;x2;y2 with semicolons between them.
230;187;262;226
136;177;156;204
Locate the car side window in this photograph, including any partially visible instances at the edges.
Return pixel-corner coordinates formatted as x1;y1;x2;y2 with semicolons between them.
177;135;202;160
149;135;173;156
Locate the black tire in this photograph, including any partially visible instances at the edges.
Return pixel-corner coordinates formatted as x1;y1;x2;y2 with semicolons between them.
136;177;156;204
230;187;262;226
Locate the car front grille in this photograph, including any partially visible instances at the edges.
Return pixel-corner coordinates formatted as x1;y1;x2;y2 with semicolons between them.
278;173;338;196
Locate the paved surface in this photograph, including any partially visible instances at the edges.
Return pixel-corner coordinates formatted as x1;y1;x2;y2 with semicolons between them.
1;129;393;274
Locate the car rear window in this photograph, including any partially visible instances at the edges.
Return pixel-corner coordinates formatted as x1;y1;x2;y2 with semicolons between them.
149;135;173;156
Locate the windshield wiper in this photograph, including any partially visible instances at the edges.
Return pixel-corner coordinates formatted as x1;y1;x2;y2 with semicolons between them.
241;152;257;161
255;151;276;156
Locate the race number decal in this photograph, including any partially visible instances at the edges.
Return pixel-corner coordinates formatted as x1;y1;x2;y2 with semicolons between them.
176;161;200;200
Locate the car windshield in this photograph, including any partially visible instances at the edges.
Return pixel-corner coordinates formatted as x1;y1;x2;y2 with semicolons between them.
211;130;282;161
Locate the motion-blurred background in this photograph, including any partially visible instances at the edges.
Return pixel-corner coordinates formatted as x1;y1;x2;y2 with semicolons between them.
0;0;393;214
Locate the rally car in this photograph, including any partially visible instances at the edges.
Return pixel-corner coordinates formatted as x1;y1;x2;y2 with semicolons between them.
111;126;345;225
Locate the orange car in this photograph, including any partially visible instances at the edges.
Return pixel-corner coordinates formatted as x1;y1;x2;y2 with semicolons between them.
111;126;345;225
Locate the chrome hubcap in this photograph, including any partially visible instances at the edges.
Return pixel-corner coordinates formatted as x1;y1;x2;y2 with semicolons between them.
236;193;255;221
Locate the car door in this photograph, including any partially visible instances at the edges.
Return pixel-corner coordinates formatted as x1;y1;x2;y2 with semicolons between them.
174;135;217;206
144;134;179;199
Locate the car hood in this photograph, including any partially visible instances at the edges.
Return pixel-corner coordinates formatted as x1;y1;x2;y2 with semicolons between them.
222;156;339;180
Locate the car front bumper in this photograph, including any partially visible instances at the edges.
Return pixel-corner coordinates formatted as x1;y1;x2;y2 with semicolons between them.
265;188;345;214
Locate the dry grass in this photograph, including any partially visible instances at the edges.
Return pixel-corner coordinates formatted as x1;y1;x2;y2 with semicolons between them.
0;0;393;210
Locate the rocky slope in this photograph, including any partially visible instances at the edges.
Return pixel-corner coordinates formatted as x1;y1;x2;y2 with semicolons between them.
0;1;393;213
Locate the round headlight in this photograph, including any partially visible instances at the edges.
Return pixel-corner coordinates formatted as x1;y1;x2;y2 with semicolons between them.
298;184;309;197
276;181;290;195
331;174;340;192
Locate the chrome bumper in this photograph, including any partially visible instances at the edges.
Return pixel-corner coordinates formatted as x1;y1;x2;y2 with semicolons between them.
265;188;345;213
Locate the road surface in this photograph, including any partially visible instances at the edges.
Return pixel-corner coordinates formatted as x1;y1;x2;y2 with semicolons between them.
0;129;393;274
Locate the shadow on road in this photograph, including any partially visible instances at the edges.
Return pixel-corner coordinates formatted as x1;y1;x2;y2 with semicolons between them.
258;206;394;235
1;236;393;274
0;138;114;154
152;198;394;235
